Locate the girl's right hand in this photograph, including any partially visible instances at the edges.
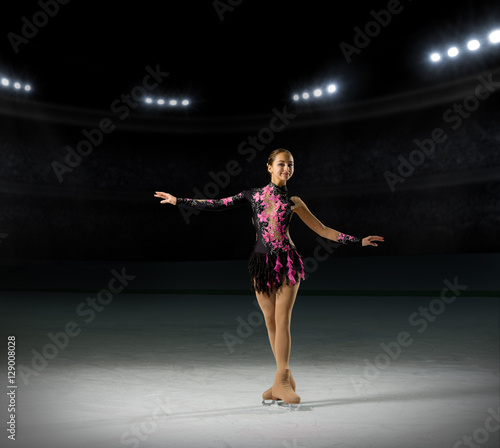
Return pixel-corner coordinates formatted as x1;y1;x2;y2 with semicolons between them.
154;191;177;205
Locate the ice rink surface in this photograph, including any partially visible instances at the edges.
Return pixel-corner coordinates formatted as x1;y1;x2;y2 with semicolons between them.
1;291;498;448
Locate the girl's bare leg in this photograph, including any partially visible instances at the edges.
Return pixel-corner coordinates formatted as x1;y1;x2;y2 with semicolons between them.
255;280;300;402
274;281;300;370
254;287;277;358
254;280;300;365
270;280;301;404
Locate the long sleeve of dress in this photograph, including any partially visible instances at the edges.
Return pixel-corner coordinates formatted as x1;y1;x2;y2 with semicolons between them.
176;191;249;211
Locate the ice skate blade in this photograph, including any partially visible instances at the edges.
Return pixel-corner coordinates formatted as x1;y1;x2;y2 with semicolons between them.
262;399;300;411
262;399;281;406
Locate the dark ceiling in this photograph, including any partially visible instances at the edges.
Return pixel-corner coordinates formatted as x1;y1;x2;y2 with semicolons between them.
1;0;499;117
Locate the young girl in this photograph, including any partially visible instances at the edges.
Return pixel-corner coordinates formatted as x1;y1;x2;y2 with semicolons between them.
155;148;384;408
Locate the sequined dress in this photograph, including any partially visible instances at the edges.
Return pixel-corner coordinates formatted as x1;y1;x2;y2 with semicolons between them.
176;181;305;295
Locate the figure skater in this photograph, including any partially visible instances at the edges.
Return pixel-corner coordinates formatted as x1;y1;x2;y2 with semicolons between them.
154;148;384;409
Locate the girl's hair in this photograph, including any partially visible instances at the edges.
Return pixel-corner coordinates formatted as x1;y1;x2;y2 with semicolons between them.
267;148;293;178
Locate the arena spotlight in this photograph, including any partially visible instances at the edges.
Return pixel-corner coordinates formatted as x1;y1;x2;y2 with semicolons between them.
327;84;337;93
489;29;500;44
467;39;480;51
430;52;441;62
0;73;32;93
143;96;190;108
430;28;500;64
292;83;337;104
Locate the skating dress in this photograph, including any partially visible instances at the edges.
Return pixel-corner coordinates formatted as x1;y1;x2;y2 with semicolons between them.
176;181;305;295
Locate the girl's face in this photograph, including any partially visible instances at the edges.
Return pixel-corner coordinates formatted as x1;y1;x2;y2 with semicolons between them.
268;152;294;184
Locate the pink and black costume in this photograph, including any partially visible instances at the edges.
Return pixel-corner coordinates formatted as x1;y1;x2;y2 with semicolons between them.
176;181;362;295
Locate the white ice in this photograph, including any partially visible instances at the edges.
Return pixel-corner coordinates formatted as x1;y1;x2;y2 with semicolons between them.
1;287;498;448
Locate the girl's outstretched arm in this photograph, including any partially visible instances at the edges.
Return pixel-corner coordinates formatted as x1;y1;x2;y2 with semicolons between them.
154;190;248;211
291;196;384;247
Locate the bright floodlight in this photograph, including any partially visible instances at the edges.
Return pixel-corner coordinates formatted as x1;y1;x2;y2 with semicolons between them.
292;94;299;101
489;29;500;43
145;97;153;104
1;78;9;86
24;84;31;91
181;99;189;106
302;92;309;99
157;99;165;105
447;47;459;57
169;99;177;106
430;52;441;62
313;88;322;97
14;82;21;89
327;84;336;93
467;39;480;51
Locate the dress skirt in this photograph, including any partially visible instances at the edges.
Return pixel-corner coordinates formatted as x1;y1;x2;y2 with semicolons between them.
248;248;305;295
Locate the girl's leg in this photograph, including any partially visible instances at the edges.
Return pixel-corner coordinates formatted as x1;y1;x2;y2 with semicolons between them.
254;281;301;369
254;288;277;358
274;281;300;370
270;280;301;404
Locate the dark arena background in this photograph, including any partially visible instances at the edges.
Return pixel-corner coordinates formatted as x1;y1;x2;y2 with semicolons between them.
0;1;499;447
